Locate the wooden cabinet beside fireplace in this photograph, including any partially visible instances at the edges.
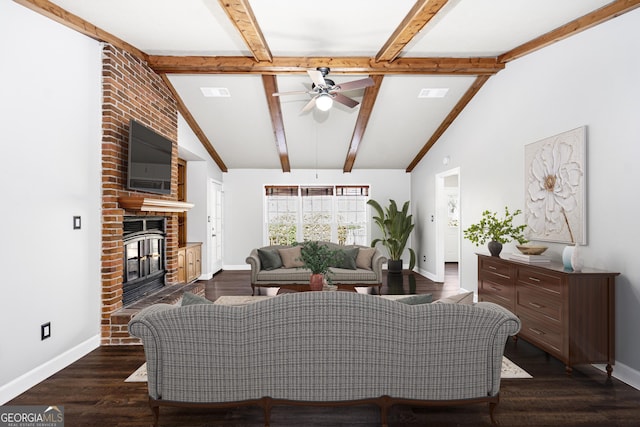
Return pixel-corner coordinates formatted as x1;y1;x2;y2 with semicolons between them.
178;242;202;284
477;253;618;376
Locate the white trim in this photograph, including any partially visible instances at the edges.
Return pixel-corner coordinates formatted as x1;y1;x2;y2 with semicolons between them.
0;334;100;404
434;167;461;282
593;361;640;391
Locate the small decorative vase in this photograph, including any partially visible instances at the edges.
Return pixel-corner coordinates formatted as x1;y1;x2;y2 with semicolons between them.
562;245;574;270
487;241;503;257
309;274;324;291
571;243;583;272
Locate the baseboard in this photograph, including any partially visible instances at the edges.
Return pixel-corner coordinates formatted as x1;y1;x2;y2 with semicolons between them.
415;267;438;282
223;264;250;270
0;334;101;405
593;361;640;391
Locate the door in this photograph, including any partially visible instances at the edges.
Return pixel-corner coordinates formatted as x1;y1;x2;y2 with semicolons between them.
209;180;223;274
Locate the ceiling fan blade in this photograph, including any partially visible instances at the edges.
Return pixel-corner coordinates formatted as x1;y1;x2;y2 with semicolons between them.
333;93;359;109
300;97;317;113
334;77;375;92
307;69;326;87
272;90;311;97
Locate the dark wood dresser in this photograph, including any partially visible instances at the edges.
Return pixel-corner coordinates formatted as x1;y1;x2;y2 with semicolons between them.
477;253;619;376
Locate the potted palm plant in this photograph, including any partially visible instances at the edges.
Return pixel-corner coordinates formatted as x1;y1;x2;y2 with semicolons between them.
298;241;342;290
463;207;527;256
367;199;416;274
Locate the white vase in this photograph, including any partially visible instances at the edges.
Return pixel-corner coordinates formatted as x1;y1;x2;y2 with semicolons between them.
571;243;583;272
562;245;574;270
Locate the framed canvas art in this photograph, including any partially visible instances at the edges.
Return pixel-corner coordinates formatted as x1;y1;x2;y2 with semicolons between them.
524;126;586;244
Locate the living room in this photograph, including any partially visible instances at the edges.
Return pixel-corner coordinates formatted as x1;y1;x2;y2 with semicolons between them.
2;0;640;421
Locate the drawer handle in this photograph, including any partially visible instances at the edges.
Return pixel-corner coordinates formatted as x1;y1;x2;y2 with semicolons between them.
490;286;501;291
488;266;497;270
528;327;546;336
528;276;541;282
528;302;543;309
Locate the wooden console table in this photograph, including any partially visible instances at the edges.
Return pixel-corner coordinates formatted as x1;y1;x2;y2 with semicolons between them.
477;253;619;376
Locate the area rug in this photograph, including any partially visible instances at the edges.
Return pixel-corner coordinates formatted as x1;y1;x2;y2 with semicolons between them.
126;357;531;382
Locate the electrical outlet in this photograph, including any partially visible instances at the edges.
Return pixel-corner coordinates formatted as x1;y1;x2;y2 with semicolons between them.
41;322;51;340
423;255;426;262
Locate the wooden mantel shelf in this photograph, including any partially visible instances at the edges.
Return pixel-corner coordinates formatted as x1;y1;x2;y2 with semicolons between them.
118;196;194;213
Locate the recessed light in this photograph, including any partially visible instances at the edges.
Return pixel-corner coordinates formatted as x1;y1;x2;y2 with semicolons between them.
418;88;449;98
200;87;231;97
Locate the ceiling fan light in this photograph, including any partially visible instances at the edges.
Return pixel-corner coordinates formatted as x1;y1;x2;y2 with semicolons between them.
315;94;333;111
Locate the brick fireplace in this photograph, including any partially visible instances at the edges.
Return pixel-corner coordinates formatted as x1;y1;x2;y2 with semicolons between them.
100;44;181;344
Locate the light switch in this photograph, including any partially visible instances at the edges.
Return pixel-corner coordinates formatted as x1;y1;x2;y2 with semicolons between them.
73;216;81;230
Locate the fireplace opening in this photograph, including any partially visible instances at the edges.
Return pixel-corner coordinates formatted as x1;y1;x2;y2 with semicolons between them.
123;216;166;306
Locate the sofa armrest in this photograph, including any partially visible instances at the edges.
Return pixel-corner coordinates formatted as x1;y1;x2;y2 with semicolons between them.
246;249;261;284
371;250;387;284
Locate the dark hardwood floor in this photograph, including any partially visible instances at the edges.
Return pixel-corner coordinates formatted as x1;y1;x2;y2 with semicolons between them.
8;266;640;426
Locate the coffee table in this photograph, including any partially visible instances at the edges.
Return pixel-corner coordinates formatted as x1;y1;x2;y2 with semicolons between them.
252;283;381;296
215;294;410;306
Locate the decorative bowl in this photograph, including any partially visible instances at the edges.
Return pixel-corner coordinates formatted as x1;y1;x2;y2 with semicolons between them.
516;245;548;255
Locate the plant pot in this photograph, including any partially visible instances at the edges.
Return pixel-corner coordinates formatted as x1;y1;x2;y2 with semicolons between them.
387;259;403;274
487;241;503;257
309;273;324;291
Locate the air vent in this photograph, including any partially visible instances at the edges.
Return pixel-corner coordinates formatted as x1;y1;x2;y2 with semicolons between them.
201;87;231;97
418;88;449;98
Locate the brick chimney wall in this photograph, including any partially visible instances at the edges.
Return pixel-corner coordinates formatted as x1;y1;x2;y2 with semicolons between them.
101;44;179;344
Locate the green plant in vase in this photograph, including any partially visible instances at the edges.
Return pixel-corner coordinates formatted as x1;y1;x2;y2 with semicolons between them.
463;206;527;257
298;241;342;290
367;199;416;273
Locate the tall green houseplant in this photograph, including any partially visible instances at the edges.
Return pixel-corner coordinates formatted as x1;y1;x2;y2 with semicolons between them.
368;199;416;272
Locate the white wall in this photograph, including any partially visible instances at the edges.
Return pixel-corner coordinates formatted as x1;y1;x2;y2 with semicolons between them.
223;169;411;268
411;9;640;388
0;2;103;403
177;115;224;279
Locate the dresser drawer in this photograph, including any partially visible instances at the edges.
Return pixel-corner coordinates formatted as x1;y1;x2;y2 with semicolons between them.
479;257;513;280
516;283;563;324
517;266;562;295
479;288;515;312
480;277;514;302
518;312;563;356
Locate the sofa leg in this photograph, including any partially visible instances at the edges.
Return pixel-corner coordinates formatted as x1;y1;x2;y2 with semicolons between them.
261;397;272;427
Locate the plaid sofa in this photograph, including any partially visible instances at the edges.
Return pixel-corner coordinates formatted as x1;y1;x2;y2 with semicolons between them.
246;242;386;286
129;291;520;426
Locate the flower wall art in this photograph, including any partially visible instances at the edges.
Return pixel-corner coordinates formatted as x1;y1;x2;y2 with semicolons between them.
524;126;586;244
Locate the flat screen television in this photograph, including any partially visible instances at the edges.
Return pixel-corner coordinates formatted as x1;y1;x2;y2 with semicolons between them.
127;119;173;195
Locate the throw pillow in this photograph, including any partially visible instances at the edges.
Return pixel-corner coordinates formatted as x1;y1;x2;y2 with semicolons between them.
333;247;359;270
257;248;283;270
181;292;213;306
396;294;433;305
278;246;304;268
434;291;474;304
355;247;376;270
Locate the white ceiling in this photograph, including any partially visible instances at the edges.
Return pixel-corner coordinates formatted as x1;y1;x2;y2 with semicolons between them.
46;0;619;171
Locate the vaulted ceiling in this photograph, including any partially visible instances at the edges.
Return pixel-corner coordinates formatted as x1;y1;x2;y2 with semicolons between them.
18;0;640;172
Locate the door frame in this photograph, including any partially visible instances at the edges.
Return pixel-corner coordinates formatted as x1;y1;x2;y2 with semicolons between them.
434;167;460;282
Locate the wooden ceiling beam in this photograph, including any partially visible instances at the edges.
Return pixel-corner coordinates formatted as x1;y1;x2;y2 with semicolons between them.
500;0;640;63
160;75;228;173
376;0;449;62
262;75;291;172
217;0;272;62
343;75;384;173
148;56;504;75
406;75;490;172
13;0;148;62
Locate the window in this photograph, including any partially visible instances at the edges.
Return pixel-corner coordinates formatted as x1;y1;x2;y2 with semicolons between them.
265;185;369;245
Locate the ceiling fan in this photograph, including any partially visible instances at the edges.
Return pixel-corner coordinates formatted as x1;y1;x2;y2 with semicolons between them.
272;67;374;112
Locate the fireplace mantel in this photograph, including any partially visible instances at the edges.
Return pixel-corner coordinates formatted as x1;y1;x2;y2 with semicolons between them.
118;196;194;213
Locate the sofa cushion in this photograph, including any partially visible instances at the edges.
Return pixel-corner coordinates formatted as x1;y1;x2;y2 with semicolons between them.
434;291;474;304
278;246;304;268
181;292;213;306
257;248;283;270
355;247;376;270
334;247;359;270
395;294;433;305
